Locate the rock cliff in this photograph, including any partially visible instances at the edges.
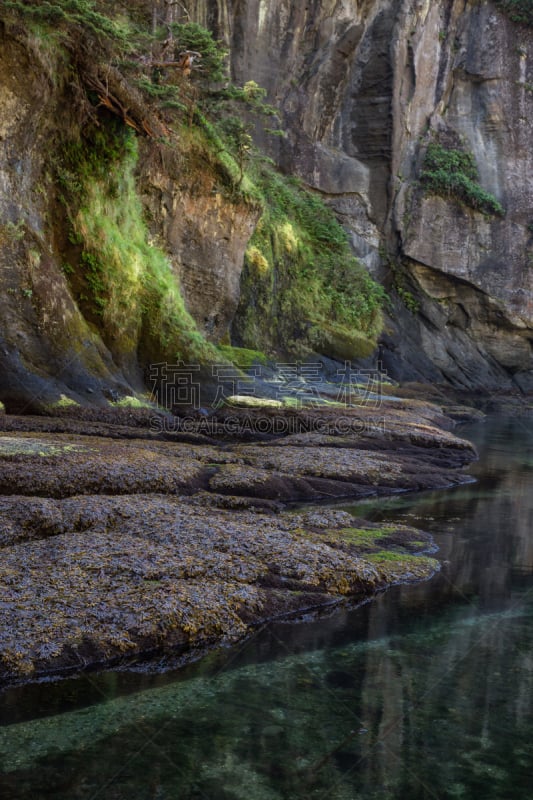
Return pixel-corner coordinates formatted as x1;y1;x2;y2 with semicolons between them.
0;0;531;410
0;17;261;411
209;0;532;391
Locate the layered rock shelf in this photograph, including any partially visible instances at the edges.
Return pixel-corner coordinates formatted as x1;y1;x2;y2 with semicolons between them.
0;400;477;683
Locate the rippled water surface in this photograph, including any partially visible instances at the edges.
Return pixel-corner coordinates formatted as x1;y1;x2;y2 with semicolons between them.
1;415;532;799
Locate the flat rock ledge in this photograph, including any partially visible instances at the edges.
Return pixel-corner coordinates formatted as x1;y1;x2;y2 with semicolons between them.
0;401;476;683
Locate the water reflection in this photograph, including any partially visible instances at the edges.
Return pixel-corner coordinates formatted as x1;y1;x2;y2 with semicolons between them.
0;416;532;799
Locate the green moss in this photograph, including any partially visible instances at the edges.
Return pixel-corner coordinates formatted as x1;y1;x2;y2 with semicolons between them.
337;527;394;549
494;0;533;26
325;525;436;562
217;345;269;368
367;551;410;563
0;401;5;415
364;552;439;576
232;163;386;358
1;220;26;243
308;322;377;361
111;396;153;409
421;142;504;216
192;113;259;201
58;125;219;365
382;251;421;315
47;394;80;410
396;286;420;314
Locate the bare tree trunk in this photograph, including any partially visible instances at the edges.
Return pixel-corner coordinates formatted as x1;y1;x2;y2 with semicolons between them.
151;1;159;35
166;1;190;25
151;1;187;33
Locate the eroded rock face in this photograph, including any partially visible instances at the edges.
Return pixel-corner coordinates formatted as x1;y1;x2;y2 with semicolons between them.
195;0;532;390
394;1;533;389
0;33;126;412
139;150;258;342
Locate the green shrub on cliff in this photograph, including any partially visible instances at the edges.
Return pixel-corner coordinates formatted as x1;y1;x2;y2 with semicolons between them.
2;0;131;49
421;142;504;216
494;0;533;26
168;21;227;82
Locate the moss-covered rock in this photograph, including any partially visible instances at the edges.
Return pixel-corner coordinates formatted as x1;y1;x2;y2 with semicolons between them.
231;163;386;359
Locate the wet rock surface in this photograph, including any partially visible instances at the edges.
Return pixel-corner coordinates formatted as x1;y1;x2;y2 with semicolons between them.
0;401;476;683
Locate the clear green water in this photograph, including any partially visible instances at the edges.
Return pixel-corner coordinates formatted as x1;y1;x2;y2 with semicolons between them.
1;415;532;799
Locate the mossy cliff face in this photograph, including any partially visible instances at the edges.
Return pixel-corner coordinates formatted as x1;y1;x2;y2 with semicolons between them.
0;18;257;412
0;29;118;412
138;135;259;345
231;164;385;360
0;4;387;410
194;0;533;391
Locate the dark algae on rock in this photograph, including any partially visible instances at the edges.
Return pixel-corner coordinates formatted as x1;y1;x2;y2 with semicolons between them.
0;399;475;684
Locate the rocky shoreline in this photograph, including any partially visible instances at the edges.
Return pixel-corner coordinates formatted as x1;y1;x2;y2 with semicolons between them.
0;400;477;684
